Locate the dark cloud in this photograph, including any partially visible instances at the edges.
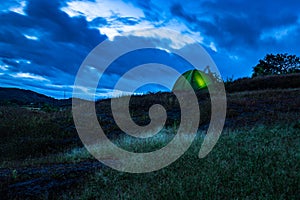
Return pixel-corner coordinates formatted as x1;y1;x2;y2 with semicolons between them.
170;0;298;50
116;17;140;26
90;17;108;27
0;0;22;11
124;0;164;23
24;0;105;47
0;0;107;95
1;0;300;98
170;2;299;50
170;4;197;23
163;0;300;78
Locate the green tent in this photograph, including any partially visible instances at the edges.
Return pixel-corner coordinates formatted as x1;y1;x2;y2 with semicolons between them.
172;69;213;91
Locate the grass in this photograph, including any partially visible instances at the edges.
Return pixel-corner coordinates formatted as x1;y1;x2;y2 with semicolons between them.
0;106;79;161
64;124;299;199
0;86;299;199
2;122;299;199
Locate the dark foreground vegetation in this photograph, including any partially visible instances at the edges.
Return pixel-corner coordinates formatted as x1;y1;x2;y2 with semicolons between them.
0;74;299;199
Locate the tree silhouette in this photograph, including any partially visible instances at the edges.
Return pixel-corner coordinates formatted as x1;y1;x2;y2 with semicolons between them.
252;53;300;77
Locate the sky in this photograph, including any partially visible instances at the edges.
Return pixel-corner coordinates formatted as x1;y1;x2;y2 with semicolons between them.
0;0;299;99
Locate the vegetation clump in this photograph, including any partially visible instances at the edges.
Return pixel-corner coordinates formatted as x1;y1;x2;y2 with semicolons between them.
252;53;300;77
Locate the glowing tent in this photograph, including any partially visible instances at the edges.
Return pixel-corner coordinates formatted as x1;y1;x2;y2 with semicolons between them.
172;69;213;91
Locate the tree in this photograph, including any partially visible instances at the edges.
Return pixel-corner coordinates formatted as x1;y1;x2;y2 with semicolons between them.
252;53;300;77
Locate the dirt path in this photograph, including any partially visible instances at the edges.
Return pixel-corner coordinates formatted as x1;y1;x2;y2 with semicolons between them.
0;161;103;198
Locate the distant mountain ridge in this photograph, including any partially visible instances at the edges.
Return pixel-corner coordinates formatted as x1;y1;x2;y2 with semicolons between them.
0;87;71;107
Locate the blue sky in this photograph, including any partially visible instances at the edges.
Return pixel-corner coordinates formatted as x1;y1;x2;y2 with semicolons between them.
0;0;299;99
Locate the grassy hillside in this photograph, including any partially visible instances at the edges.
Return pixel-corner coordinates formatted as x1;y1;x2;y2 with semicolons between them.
0;75;299;199
68;124;299;199
225;73;300;92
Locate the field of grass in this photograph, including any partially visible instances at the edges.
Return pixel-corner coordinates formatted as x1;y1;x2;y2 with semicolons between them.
0;86;299;199
66;124;299;200
1;123;299;199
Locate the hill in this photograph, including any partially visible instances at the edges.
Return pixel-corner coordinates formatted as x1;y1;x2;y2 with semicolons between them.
0;87;71;107
225;73;300;92
0;74;299;199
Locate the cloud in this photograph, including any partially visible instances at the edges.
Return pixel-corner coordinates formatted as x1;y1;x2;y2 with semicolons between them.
165;1;300;77
8;0;27;15
0;64;9;71
0;0;26;14
1;0;300;98
0;0;108;98
174;1;299;49
90;17;108;27
24;34;38;40
11;72;49;81
61;0;153;41
209;42;217;52
61;0;144;21
170;3;197;23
